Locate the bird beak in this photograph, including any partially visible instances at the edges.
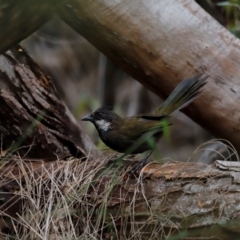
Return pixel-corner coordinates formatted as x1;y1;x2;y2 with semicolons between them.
81;114;94;122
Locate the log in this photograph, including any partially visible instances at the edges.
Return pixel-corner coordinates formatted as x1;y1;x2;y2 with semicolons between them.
0;45;100;159
1;158;240;239
58;0;240;152
0;0;67;53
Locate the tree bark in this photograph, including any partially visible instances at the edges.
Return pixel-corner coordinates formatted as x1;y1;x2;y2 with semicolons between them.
0;45;101;159
0;0;68;54
58;0;240;152
1;159;240;239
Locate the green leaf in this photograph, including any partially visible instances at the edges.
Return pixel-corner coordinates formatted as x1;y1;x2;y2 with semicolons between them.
161;118;171;143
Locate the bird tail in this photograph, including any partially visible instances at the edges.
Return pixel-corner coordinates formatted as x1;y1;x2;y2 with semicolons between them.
155;73;208;116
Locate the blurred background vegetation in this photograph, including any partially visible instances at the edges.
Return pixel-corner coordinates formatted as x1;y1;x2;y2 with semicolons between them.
22;0;240;162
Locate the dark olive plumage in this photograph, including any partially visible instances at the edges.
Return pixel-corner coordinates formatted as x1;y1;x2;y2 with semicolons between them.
82;74;208;168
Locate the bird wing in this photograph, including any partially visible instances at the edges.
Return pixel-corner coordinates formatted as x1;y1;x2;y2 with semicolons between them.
137;114;167;121
117;116;165;140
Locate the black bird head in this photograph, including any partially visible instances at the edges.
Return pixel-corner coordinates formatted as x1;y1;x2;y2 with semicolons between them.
81;106;120;132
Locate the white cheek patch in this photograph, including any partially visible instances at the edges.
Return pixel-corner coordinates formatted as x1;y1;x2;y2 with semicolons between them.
95;119;111;131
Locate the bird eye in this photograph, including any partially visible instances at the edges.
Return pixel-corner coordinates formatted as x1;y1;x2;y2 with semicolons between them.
96;112;103;118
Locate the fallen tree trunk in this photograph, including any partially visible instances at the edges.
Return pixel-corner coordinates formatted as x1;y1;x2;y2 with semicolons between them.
0;45;100;159
1;158;240;239
0;0;67;54
58;0;240;152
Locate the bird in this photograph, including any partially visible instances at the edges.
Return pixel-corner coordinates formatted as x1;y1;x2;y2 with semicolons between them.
82;73;208;172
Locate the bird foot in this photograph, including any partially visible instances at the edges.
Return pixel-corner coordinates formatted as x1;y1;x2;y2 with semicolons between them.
131;150;152;173
131;158;151;173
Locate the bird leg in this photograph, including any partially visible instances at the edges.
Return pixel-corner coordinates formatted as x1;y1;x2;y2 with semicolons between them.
132;150;153;173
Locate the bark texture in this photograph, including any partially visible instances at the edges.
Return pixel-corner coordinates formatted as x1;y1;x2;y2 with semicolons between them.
0;45;100;159
58;0;240;152
0;0;68;53
1;159;240;239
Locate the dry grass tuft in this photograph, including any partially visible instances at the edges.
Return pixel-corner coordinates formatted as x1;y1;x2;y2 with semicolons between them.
0;154;171;240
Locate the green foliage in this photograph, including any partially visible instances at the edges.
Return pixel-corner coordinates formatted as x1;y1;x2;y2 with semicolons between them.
217;0;240;7
162;118;171;144
217;0;240;38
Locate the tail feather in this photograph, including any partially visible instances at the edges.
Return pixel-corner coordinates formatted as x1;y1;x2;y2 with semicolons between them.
155;73;208;115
